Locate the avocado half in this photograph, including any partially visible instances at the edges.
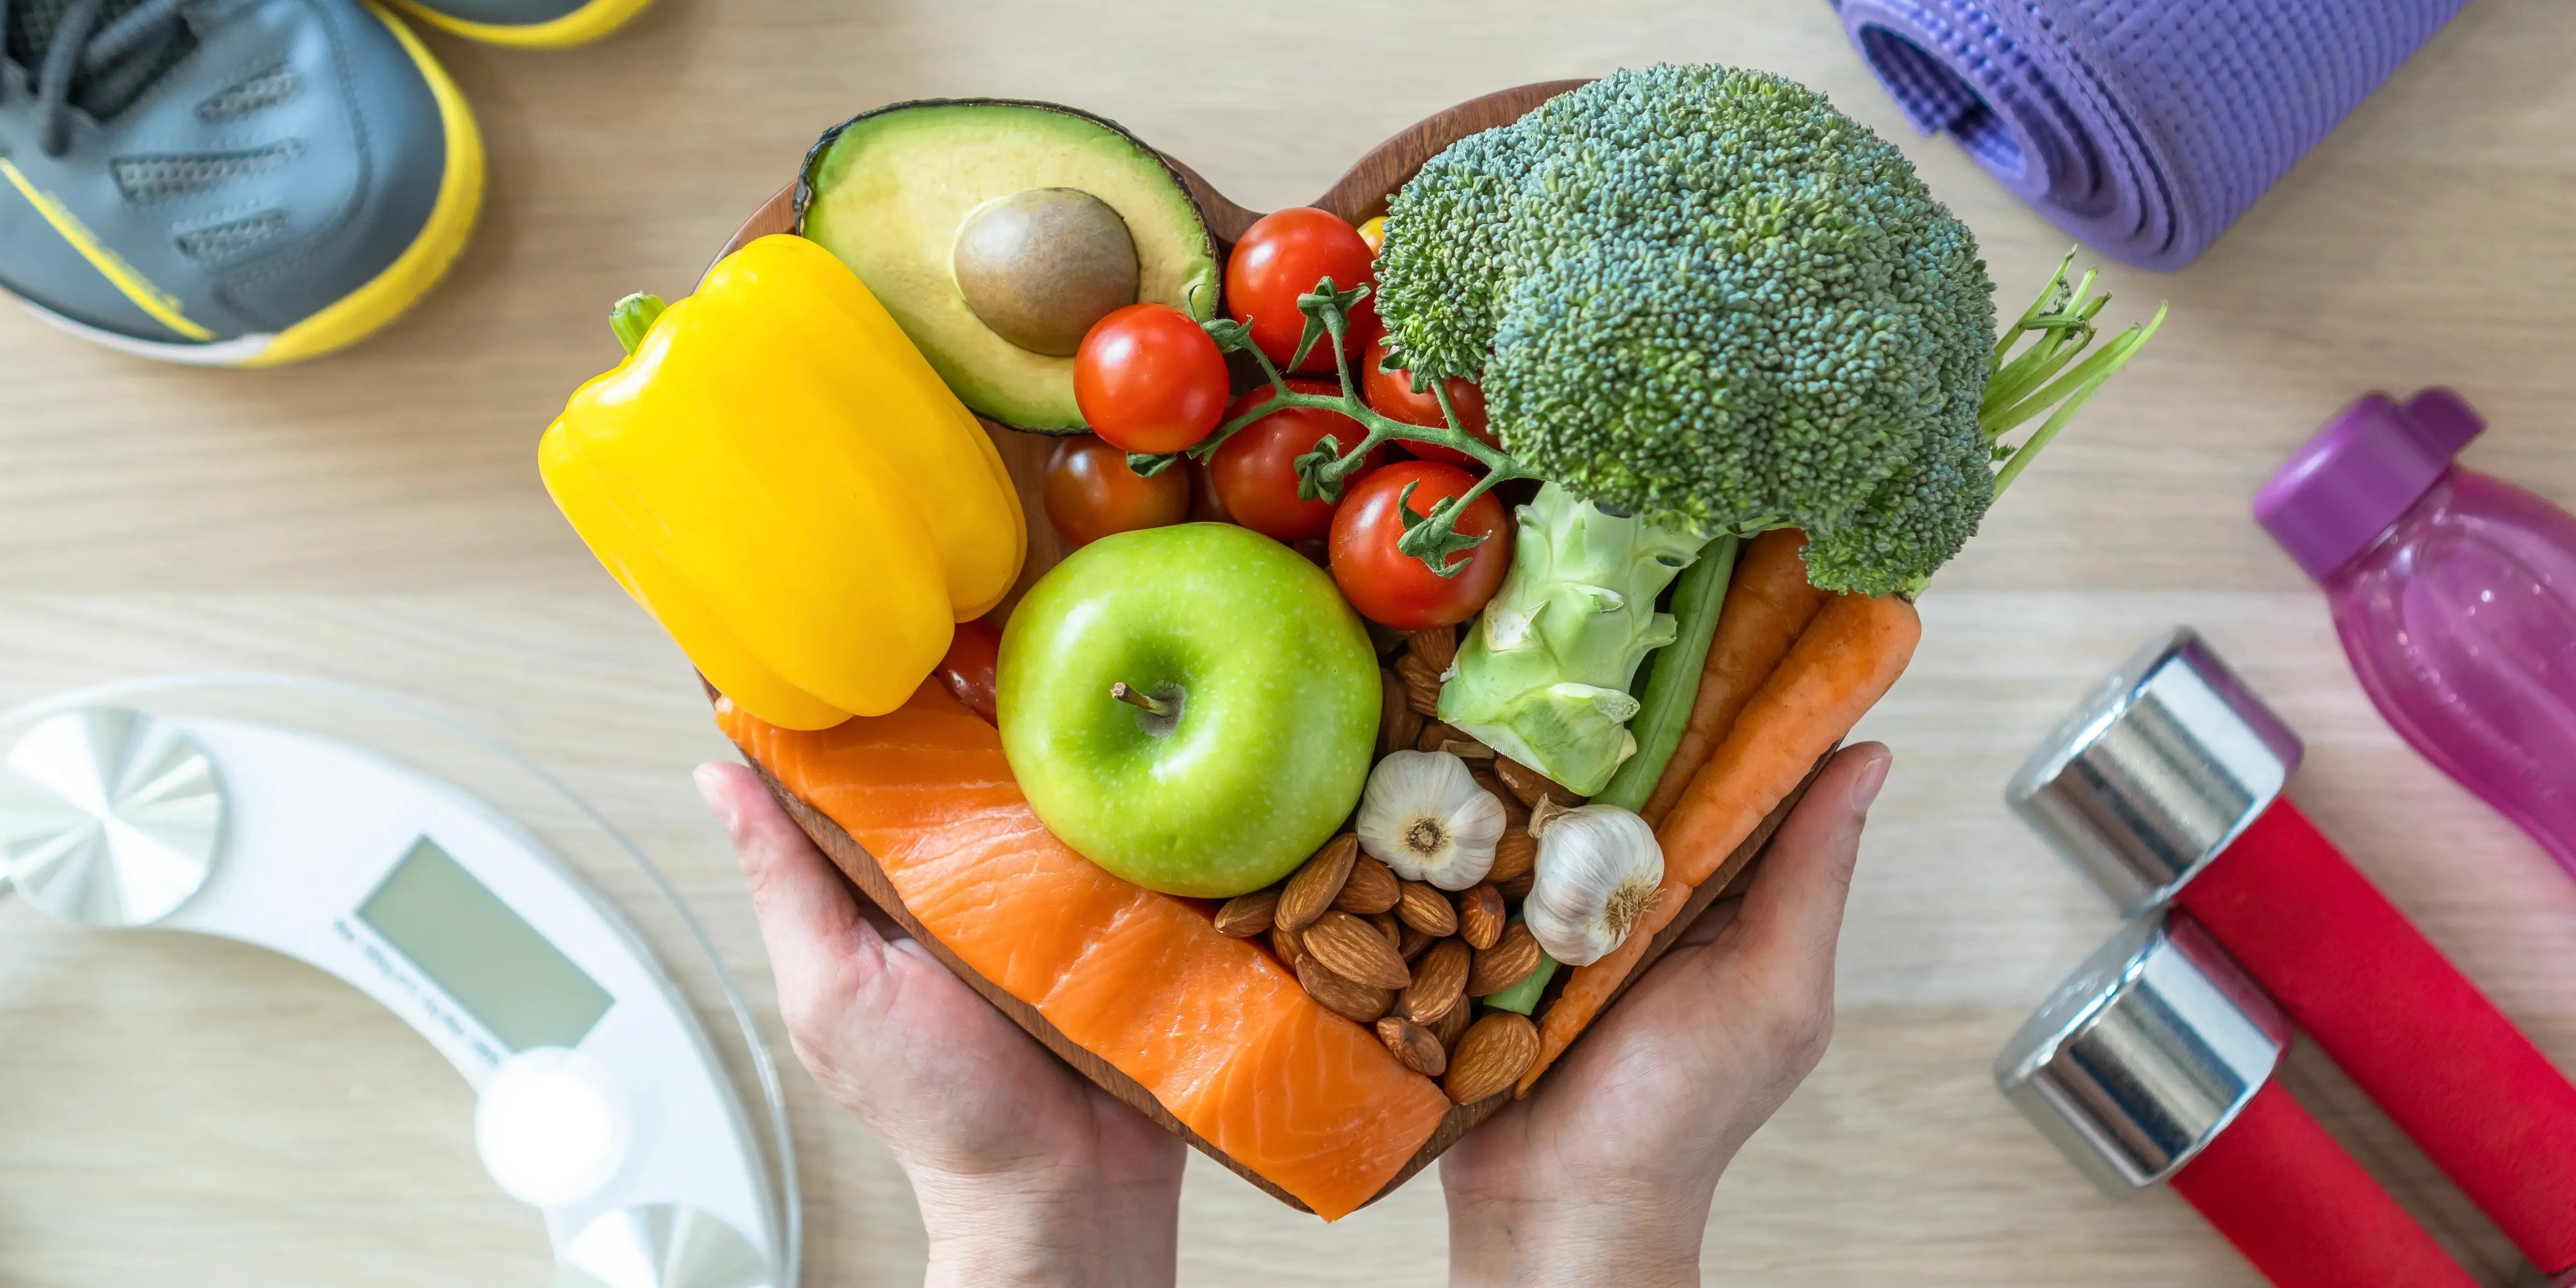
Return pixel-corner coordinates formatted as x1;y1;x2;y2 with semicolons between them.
798;100;1222;433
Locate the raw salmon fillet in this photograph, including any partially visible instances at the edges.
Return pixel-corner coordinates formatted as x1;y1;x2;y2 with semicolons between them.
719;683;1450;1219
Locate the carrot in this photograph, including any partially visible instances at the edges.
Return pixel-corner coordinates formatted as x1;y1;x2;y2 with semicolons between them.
1516;590;1921;1095
1637;528;1831;827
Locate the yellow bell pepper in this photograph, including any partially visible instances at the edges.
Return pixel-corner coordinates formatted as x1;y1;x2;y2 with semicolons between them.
540;233;1026;730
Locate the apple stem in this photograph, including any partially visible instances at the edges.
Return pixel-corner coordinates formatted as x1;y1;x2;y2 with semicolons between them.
1111;682;1173;718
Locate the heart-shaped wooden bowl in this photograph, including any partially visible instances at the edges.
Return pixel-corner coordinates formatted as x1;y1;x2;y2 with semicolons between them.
710;82;1825;1213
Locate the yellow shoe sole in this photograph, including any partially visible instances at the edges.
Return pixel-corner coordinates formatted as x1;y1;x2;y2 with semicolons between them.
247;1;487;365
389;0;654;49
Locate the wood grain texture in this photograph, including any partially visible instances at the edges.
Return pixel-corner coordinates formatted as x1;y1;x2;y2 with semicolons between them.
707;82;1816;1208
3;0;2571;1282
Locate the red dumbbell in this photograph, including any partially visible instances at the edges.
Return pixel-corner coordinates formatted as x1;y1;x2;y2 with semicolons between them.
1999;914;2476;1288
2009;627;2576;1281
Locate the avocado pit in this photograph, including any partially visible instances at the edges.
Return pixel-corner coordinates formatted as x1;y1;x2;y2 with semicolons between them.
953;187;1141;357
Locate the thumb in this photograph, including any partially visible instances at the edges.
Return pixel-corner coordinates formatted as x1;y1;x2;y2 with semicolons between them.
1720;743;1889;982
696;760;875;1014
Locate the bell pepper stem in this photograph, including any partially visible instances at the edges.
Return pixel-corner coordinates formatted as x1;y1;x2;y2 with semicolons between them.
610;293;668;354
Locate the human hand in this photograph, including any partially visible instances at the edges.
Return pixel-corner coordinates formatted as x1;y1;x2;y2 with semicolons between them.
696;761;1185;1288
1440;744;1893;1288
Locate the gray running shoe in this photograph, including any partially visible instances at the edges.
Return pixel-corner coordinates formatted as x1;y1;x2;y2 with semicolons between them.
390;0;649;49
0;0;483;365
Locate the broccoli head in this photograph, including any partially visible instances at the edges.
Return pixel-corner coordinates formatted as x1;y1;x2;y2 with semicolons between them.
1375;64;1999;596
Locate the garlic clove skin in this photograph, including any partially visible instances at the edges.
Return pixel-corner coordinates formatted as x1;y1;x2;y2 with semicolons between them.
1356;750;1507;891
1521;802;1665;966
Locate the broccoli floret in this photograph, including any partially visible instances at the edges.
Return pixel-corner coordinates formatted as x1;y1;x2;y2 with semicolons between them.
1372;125;1532;382
1377;64;1999;596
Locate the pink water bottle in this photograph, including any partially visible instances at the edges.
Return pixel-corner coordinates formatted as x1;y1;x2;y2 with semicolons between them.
2255;388;2576;879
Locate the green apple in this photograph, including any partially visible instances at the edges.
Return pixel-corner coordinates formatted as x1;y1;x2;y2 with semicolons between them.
998;522;1378;897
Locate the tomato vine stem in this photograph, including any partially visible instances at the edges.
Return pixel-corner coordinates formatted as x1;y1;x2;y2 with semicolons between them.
1126;275;1533;575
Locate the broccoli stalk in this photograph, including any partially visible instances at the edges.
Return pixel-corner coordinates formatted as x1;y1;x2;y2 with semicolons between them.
1433;485;1707;794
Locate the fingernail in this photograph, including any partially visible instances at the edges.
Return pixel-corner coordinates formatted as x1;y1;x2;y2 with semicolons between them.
1850;752;1892;814
693;763;738;833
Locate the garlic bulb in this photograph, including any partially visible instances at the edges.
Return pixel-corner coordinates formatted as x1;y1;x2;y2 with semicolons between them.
1521;800;1665;966
1356;750;1506;891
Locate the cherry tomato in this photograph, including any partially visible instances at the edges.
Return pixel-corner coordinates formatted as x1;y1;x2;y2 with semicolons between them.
1185;457;1232;524
937;616;1003;723
1360;335;1496;469
1208;379;1387;542
1328;461;1510;630
1043;434;1189;548
1073;303;1230;453
1226;208;1377;374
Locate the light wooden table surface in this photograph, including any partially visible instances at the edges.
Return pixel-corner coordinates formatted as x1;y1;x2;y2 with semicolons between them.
4;1;2572;1283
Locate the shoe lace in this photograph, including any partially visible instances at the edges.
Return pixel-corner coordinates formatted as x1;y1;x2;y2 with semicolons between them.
2;0;199;156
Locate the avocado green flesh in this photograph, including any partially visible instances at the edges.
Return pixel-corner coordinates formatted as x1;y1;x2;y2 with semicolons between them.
803;102;1221;433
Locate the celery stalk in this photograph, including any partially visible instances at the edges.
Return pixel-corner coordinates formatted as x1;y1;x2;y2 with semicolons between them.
1481;948;1558;1015
1592;533;1738;812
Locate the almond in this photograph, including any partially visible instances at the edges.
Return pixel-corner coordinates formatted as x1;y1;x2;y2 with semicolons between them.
1428;997;1472;1052
1334;854;1402;915
1416;719;1466;755
1304;910;1413;990
1298;956;1391;1024
1487;826;1537;886
1441;738;1496;760
1377;1016;1447;1078
1494;867;1535;902
1371;910;1404;949
1496;756;1583;810
1445;1012;1540;1104
1395;650;1444;717
1395;881;1458;936
1214;888;1279;938
1271;920;1305;970
1399;924;1438;962
1406;625;1458;674
1277;833;1358;931
1472;767;1528;826
1399;938;1471;1026
1467;922;1543;996
1379;670;1423;758
1457;883;1505;950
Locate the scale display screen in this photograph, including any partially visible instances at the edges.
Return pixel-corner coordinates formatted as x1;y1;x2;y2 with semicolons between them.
359;837;613;1052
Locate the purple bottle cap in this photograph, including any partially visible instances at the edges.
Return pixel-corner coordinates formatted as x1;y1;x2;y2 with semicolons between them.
2253;388;2487;581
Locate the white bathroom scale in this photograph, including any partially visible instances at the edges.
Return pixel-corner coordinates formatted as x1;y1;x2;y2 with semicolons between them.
0;673;798;1288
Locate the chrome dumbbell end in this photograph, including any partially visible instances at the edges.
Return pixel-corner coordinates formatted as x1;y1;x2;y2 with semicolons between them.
1995;912;2290;1196
2005;627;2303;916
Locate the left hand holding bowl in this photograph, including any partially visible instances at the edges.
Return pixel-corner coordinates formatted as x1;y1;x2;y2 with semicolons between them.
695;761;1184;1288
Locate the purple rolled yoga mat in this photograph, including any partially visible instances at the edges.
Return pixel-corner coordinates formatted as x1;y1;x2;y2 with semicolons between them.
1830;0;2470;269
